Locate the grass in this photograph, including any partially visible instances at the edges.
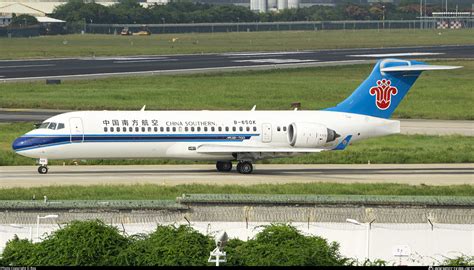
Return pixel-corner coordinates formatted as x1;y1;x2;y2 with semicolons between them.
0;183;472;200
0;60;473;120
0;29;473;59
1;122;473;166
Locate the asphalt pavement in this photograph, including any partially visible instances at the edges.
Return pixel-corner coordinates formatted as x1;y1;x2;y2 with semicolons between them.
0;45;472;81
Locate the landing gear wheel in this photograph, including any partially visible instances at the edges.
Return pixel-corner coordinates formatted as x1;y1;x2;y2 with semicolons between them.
216;161;232;172
237;161;253;174
38;166;48;174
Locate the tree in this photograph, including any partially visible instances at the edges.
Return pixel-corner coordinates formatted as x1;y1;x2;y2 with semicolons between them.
10;14;38;27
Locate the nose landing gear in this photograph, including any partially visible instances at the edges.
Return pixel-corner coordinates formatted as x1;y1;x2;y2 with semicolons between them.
37;158;48;174
38;166;48;174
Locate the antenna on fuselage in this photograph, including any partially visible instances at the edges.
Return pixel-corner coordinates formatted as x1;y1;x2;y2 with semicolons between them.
140;105;146;111
251;105;256;111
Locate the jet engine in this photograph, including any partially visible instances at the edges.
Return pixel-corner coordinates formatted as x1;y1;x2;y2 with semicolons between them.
287;122;339;148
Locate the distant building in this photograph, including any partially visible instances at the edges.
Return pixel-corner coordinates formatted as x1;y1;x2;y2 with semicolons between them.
0;2;65;26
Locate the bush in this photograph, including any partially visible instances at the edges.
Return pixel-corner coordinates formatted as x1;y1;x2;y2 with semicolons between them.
227;224;349;266
117;225;214;266
1;236;37;266
442;255;474;266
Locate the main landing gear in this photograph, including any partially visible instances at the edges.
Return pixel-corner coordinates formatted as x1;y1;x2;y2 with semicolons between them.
216;161;253;174
37;158;48;174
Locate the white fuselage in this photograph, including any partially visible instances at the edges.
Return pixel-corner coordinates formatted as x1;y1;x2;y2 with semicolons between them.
14;110;400;161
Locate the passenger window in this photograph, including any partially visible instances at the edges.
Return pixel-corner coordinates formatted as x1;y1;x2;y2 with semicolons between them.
172;127;176;132
135;127;139;132
253;126;257;132
197;127;201;132
48;122;57;130
283;126;287;132
204;127;208;132
111;127;114;132
246;126;250;132
147;127;151;132
154;127;158;132
123;127;126;132
179;127;183;132
239;127;243;132
185;127;189;132
104;127;108;132
129;127;133;132
191;127;195;132
116;127;120;133
211;127;215;132
277;127;281;132
57;123;65;130
160;127;164;132
225;127;229;132
218;127;222;132
141;127;145;132
232;127;236;132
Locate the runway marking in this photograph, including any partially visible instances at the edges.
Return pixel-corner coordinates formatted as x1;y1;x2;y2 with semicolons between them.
233;59;317;64
113;59;177;64
0;64;55;69
222;52;311;56
93;57;168;61
348;52;444;58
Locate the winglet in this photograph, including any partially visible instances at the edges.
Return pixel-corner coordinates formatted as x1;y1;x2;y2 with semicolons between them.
333;135;352;150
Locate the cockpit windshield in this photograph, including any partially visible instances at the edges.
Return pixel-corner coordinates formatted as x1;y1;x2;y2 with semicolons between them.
36;122;65;130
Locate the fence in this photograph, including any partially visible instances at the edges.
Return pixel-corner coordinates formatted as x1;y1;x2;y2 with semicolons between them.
85;19;474;34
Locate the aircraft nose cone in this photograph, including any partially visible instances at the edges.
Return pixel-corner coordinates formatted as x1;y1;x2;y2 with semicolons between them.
12;136;28;151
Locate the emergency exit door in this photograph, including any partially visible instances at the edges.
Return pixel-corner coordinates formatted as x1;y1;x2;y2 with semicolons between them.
69;117;84;143
261;123;272;143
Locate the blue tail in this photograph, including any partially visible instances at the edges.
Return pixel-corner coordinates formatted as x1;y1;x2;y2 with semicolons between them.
326;58;430;119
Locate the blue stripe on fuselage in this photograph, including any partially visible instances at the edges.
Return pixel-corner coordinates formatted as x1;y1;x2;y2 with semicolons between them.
12;133;259;152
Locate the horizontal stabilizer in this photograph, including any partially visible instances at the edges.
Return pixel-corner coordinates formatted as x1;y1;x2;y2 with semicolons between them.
381;64;462;72
197;144;325;153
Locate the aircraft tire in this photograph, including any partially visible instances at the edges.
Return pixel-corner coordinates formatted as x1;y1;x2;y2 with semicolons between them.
38;166;48;174
216;161;232;172
237;161;253;174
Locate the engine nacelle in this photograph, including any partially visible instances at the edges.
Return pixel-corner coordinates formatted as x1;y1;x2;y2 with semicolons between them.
287;122;339;148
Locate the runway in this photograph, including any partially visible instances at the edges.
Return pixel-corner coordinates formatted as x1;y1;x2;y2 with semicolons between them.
0;45;472;81
0;164;472;187
1;108;472;136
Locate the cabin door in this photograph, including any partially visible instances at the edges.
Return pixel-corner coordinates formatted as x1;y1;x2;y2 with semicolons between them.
261;123;272;143
69;117;84;143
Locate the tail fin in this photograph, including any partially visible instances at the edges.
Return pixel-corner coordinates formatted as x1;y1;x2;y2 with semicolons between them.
325;58;461;119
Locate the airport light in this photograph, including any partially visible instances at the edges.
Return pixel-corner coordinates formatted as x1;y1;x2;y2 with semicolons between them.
9;224;33;242
208;231;228;266
346;218;376;261
36;214;59;241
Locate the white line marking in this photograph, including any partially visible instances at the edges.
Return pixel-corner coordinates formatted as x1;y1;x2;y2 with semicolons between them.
113;59;177;64
222;52;311;56
348;52;444;58
93;57;168;61
0;64;55;69
233;59;317;64
0;60;367;82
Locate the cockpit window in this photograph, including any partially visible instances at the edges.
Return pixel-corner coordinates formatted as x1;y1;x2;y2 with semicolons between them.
39;122;50;129
57;123;65;130
48;122;57;130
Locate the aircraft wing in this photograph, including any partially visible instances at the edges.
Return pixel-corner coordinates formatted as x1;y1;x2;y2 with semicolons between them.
196;144;326;153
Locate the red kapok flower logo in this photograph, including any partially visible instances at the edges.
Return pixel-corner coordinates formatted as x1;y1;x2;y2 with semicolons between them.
369;79;398;110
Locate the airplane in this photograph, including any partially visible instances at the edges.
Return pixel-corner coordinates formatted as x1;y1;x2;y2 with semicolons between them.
12;58;461;174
